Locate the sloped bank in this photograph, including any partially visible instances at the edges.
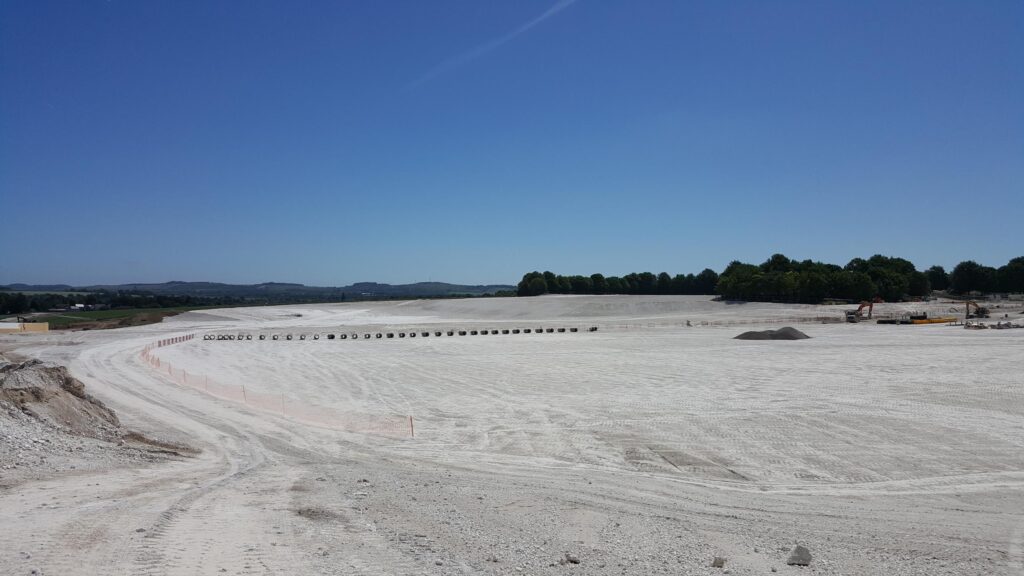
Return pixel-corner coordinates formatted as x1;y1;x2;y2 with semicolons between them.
0;359;195;487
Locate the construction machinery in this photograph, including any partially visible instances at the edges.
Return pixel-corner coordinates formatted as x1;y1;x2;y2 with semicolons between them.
845;301;874;323
965;301;990;319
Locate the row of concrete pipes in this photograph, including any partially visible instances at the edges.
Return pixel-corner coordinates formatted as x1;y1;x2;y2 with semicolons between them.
204;326;599;342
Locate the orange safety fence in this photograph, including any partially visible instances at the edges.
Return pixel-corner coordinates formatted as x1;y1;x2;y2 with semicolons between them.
140;335;413;439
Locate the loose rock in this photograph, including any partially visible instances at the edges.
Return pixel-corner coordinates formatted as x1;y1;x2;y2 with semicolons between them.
786;544;812;566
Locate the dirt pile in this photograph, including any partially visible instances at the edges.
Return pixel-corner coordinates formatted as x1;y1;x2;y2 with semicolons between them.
734;327;810;340
0;359;193;486
0;360;120;439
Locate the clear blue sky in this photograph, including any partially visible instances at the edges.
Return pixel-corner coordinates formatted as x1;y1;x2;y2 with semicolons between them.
2;1;1021;286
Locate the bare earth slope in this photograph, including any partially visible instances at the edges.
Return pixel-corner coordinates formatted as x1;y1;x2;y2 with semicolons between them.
1;295;1022;575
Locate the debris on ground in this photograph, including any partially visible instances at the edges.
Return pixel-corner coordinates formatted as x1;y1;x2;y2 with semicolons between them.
787;544;812;566
734;327;811;340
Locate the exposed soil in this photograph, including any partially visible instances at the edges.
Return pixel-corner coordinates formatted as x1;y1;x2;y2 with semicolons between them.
734;326;811;340
0;296;1021;576
0;357;194;487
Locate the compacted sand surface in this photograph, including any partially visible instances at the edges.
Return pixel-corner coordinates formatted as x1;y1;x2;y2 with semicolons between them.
1;295;1022;575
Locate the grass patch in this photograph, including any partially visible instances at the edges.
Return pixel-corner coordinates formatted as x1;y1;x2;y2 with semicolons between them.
33;306;222;330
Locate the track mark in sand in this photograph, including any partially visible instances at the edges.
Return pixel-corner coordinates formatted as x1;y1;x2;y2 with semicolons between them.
10;500;137;576
647;444;750;481
132;445;266;575
1007;516;1024;575
288;469;425;576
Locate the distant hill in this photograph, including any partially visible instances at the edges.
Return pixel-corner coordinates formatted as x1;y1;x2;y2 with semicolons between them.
1;281;514;299
3;283;77;292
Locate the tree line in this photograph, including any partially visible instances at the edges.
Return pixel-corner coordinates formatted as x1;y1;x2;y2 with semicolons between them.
716;255;928;303
518;270;720;297
0;290;259;316
518;255;1024;304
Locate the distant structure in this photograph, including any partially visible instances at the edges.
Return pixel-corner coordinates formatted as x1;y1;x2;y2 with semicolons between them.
0;322;49;334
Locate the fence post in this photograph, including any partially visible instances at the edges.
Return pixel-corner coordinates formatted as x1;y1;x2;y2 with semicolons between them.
409;415;414;438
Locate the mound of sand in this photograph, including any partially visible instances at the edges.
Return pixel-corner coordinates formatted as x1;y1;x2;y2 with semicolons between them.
0;359;120;438
734;326;810;341
0;359;196;487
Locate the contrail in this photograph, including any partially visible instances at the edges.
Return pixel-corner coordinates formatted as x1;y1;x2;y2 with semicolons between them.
408;0;578;88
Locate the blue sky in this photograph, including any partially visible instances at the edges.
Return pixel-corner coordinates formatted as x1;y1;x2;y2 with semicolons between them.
2;1;1021;286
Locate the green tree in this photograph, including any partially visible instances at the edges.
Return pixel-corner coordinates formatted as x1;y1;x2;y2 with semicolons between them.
517;272;547;296
656;272;672;294
694;268;719;294
926;265;949;291
996;257;1024;293
761;253;792;273
950;261;997;294
637;272;657;294
796;271;828;303
869;268;909;302
907;271;931;298
605;276;624;293
672;274;694;294
527;277;548;296
569;275;593;294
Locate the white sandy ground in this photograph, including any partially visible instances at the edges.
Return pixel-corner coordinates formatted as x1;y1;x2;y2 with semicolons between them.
1;295;1023;575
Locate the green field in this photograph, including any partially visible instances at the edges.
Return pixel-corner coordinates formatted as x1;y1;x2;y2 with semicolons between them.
32;306;221;329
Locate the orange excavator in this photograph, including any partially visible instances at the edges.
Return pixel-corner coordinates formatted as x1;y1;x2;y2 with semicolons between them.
845;301;874;323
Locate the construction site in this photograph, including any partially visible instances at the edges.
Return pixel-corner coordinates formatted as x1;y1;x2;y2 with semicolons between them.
1;294;1022;575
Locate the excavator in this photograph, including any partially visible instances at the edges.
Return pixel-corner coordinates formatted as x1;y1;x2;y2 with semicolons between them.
845;301;874;323
965;301;990;320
